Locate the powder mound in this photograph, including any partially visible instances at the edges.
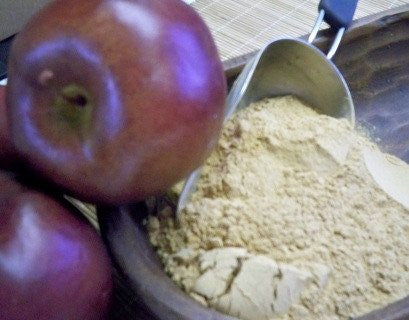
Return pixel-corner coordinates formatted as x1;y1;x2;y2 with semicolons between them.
192;247;315;320
147;95;409;320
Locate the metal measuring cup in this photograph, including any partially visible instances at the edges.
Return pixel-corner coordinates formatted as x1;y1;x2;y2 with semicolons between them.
177;0;358;213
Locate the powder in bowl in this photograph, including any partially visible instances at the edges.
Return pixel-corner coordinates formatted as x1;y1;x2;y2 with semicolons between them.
147;95;409;320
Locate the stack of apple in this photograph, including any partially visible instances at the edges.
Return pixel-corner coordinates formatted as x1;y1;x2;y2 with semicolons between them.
0;0;226;319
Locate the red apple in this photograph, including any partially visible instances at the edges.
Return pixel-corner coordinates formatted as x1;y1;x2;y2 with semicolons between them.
6;0;227;205
0;172;112;320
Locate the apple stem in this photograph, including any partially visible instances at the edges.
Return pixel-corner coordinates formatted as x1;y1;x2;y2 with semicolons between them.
60;84;90;109
51;84;93;134
62;94;88;108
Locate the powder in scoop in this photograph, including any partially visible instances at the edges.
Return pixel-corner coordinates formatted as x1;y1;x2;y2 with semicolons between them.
147;95;409;320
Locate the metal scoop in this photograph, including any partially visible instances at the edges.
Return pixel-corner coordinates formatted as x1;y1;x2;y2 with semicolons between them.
177;0;358;213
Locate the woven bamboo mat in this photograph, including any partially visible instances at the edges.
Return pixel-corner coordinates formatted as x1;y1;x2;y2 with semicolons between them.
190;0;409;61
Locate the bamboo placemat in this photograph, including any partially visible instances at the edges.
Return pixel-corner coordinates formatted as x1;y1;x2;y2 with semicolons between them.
191;0;409;61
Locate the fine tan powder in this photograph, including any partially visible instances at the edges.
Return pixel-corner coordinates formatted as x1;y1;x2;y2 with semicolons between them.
147;95;409;320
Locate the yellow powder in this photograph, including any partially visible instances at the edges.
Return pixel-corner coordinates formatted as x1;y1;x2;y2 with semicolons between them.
147;95;409;320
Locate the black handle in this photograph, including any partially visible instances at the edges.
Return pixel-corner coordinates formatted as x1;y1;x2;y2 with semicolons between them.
319;0;358;30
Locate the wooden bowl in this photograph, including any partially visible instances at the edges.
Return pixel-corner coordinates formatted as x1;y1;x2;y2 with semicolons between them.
98;6;409;320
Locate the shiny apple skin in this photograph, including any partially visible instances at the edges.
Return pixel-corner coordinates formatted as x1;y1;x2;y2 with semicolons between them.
0;86;16;167
0;173;112;320
6;0;227;205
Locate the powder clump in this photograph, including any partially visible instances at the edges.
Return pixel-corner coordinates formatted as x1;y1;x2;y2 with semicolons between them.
148;95;409;320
